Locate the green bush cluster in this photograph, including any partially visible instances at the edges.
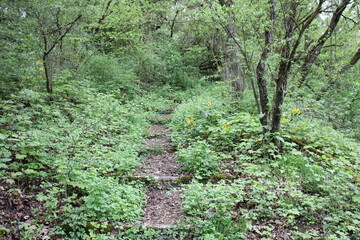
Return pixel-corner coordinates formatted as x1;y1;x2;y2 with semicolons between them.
170;84;266;178
177;140;220;179
0;76;164;238
172;86;360;239
182;182;246;240
135;39;201;90
82;54;140;99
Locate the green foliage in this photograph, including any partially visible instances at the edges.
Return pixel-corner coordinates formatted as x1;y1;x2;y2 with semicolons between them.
173;83;360;239
170;83;233;147
177;140;220;179
59;174;144;238
0;78;158;238
136;39;201;89
182;181;247;239
82;54;140;99
1;0;359;239
281;107;360;182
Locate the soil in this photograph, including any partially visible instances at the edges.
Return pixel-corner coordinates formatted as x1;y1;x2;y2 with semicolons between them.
141;189;184;227
136;153;182;176
137;122;182;177
145;137;174;151
149;124;171;135
138;113;185;228
0;181;46;240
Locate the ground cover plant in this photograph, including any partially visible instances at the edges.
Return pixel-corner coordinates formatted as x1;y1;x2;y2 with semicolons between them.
1;0;359;239
0;72;190;238
170;85;360;239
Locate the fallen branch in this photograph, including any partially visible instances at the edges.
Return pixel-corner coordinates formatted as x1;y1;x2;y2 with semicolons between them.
289;137;338;160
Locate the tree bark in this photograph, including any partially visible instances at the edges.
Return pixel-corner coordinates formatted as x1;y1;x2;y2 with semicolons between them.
219;0;246;96
170;9;181;38
340;47;360;73
40;15;82;93
270;2;297;134
298;0;351;87
256;0;275;130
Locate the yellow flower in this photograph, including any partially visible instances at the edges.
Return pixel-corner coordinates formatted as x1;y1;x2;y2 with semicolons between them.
255;139;261;144
186;117;195;125
207;101;213;107
39;68;44;71
26;76;31;80
36;60;42;64
291;108;301;114
221;123;231;131
281;117;290;123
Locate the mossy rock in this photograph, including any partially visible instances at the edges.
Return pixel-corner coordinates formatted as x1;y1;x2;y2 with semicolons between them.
176;175;192;184
209;173;234;183
86;221;115;233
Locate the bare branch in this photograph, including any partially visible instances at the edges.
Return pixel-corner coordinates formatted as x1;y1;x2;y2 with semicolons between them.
298;0;351;87
45;15;82;56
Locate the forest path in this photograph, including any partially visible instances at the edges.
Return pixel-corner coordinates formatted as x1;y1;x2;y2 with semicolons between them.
135;112;185;229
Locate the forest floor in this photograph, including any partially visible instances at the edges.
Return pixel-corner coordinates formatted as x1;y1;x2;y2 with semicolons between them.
135;113;185;229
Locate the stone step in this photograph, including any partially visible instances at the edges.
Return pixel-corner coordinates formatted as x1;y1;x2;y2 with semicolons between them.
131;175;192;184
130;173;235;184
119;223;190;230
142;223;177;229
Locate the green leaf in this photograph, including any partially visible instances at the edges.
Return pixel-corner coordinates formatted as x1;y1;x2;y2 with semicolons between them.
6;178;15;184
352;195;360;203
0;163;8;169
15;154;26;160
24;169;37;175
0;158;12;162
0;134;6;140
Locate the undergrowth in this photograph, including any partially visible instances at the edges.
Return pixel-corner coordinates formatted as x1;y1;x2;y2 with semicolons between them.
0;73;193;239
170;83;360;239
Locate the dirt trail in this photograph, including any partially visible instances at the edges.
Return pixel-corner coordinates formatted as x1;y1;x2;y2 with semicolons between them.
136;113;185;228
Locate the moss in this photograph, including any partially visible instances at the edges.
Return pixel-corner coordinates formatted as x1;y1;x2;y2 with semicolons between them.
86;221;115;233
209;173;234;183
176;175;192;184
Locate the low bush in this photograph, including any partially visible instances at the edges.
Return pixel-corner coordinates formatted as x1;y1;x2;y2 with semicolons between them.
172;85;360;239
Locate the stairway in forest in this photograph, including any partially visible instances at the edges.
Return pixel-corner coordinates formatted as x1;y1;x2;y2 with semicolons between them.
134;112;185;229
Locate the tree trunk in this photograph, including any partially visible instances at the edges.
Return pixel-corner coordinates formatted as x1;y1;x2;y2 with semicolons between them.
43;54;53;94
340;47;360;73
270;2;297;134
256;0;275;131
218;0;246;96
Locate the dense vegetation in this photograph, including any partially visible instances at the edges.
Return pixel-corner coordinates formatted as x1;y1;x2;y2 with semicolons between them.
1;0;359;239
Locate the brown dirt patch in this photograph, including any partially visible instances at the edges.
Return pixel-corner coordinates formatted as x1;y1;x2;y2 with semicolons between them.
0;181;44;239
137;119;187;228
141;189;184;227
145;137;173;151
155;114;172;120
136;153;182;176
149;124;171;135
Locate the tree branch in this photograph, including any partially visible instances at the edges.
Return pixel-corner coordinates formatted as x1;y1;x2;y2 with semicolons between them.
340;47;360;73
44;14;82;56
298;0;351;87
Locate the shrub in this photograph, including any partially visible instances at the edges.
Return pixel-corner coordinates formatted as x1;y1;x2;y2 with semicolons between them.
177;140;220;179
